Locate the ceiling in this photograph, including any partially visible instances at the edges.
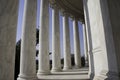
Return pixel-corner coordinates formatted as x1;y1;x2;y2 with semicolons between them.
50;0;84;21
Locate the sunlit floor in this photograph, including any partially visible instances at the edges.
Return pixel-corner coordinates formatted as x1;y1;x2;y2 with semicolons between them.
38;67;90;80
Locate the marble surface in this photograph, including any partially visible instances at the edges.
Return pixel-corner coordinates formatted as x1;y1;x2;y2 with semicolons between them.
0;0;18;80
38;67;89;80
37;0;50;75
84;0;119;79
17;0;37;80
51;7;61;72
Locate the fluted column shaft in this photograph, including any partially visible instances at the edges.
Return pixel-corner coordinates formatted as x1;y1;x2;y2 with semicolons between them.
37;0;50;75
83;24;88;66
63;13;72;70
51;6;61;72
73;19;81;68
17;0;37;80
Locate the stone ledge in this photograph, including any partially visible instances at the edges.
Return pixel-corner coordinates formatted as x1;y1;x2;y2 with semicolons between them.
37;68;89;80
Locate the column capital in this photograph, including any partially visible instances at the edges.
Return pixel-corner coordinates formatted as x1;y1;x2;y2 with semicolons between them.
71;16;80;21
50;2;59;10
60;10;70;17
63;12;69;16
81;21;85;24
49;0;56;4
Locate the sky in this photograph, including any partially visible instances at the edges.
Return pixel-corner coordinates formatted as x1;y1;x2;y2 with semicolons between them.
16;0;84;58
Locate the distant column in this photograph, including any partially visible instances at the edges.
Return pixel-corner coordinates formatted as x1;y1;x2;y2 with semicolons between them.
37;0;50;75
73;18;81;68
51;5;61;72
83;23;88;66
63;12;72;70
17;0;37;80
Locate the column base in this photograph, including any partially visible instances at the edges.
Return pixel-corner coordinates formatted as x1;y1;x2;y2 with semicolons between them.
63;66;72;71
73;65;81;69
17;74;37;80
88;72;94;80
37;70;50;75
51;68;62;72
85;60;89;67
93;71;120;80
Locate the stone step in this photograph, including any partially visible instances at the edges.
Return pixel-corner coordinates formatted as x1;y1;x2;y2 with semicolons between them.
38;79;90;80
38;67;90;80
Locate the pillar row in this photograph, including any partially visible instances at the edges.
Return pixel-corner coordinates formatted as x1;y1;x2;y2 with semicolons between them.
17;0;37;80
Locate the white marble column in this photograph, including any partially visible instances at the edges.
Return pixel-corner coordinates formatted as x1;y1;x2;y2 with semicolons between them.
63;13;72;70
37;0;50;75
84;20;94;78
17;0;37;80
82;24;88;66
83;0;119;79
0;0;18;80
83;0;95;79
51;6;61;72
73;18;81;68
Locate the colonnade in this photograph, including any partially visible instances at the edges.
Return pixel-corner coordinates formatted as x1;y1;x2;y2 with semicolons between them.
1;0;120;80
17;0;87;80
